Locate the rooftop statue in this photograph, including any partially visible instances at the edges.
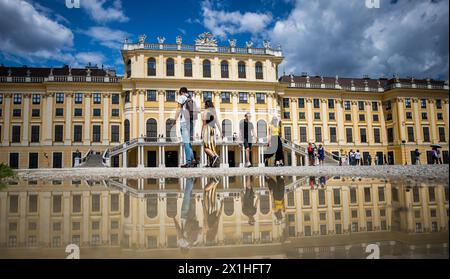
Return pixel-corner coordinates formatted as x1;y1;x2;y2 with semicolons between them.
195;32;217;47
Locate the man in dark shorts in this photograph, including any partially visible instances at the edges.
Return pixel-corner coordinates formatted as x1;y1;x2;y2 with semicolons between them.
240;113;256;167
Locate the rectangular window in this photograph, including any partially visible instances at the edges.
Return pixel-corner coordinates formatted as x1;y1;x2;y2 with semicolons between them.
358;101;365;111
203;91;213;102
92;194;101;212
72;195;81;213
429;187;436;202
74;93;83;104
436;99;442;109
405;98;411;108
345;114;352;121
373;114;379;122
32;109;40;117
239;92;248;103
74;108;82;117
53;195;62;213
93;109;101;117
55;108;64;117
350;188;357;203
111;194;119;211
283;98;290;108
311;98;320;109
220;92;230;103
13;109;21;117
386;100;392;110
54;125;63;142
28;153;38;169
284;126;292;141
359;114;365;122
283;112;290;119
111;125;120;143
12;126;21;143
423;127;430;142
74;125;83;142
314;112;321;120
92;125;101;143
256;93;265;104
32;94;41;105
166;90;176;102
364;188;371;202
9;153;19;169
387;128;394;143
299;112;306;120
372;101;378;111
111;109;120;117
13;94;22;105
302;190;310;206
437;113;443;120
328;99;335;109
55;93;64;104
421;112;428;120
421;99;427;109
315;127;322;143
9;195;19;213
344;101;351;110
439;127;446;142
0;94;2;104
318;190;326;205
378;187;385;202
333;189;341;205
360;128;367;143
298;98;305;108
93;93;101;104
31;126;40;143
407;126;415;142
346;128;353;143
374;128;381;143
328;112;335;120
406;112;412;120
111;93;120;104
299;126;307;143
329;127;337;143
386;113;392;121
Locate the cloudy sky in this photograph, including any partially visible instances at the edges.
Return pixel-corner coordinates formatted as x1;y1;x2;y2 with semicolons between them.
0;0;448;79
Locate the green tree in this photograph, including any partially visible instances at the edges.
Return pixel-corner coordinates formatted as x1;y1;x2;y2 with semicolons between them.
0;163;15;190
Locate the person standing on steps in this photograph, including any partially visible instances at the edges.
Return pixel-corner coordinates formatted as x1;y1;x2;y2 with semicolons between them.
307;143;314;166
240;113;256;168
318;144;325;166
174;87;198;168
201;100;222;168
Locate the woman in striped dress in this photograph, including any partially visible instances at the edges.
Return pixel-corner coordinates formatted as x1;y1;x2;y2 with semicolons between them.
202;100;222;167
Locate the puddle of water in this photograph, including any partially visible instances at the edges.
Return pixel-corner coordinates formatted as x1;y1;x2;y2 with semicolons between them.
0;176;448;259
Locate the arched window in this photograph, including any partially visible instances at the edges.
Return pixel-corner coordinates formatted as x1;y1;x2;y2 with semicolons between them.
222;119;232;140
257;120;267;140
184;59;192;77
221;60;229;78
259;195;270;215
255;62;263;79
166;58;174;76
148;58;156;76
224;197;234;216
203;59;211;78
238;61;246;78
146;194;158;219
165;118;175;142
126;59;131;78
124;119;130;142
146;118;157;141
166;193;177;218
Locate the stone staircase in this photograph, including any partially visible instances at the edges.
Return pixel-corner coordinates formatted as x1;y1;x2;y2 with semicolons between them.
77;153;104;168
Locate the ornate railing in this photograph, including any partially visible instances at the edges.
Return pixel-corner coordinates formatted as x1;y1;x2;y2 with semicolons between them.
0;75;121;83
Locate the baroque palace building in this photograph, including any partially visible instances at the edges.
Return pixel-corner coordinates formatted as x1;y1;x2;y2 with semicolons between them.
0;32;449;169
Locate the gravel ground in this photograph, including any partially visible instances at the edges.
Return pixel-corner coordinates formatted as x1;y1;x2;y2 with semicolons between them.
14;165;449;184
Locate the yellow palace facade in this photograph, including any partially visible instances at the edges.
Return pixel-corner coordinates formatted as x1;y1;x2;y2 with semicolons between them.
0;33;449;169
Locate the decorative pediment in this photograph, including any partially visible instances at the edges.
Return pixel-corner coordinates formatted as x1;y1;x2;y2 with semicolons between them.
195;32;217;46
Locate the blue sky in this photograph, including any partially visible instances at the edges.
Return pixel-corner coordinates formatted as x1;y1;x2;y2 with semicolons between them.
0;0;448;79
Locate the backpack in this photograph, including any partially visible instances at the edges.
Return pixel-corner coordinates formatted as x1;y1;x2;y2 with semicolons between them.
183;95;198;121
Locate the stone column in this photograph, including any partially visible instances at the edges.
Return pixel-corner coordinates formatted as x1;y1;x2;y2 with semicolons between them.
39;192;51;247
43;93;54;146
232;91;239;136
351;101;360;145
21;94;30;145
64;93;73;145
321;98;328;144
83;93;91;145
101;192;109;244
306;98;314;142
291;98;299;143
0;192;7;244
122;151;127;168
82;192;90;245
138;90;145;138
428;99;438;144
395;98;406;144
1;94;11;145
63;192;71;244
267;93;273;116
412;98;422;144
158;90;165;137
102;93;110;145
378;101;388;145
132;90;138;139
336;99;345;145
365;101;373;144
194;91;202;139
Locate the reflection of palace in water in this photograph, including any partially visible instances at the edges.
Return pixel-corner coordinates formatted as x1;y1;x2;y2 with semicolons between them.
0;177;448;258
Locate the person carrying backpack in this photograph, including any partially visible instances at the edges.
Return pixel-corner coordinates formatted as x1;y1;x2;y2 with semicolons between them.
174;87;198;168
307;143;314;166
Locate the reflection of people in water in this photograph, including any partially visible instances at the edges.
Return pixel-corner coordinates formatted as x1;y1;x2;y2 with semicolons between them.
173;177;202;253
309;176;317;189
202;177;223;243
319;176;327;188
267;176;285;223
242;176;258;225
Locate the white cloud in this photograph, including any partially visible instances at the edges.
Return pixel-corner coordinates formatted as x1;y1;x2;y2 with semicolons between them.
74;52;106;67
0;0;74;63
81;0;129;23
201;0;272;39
80;26;130;49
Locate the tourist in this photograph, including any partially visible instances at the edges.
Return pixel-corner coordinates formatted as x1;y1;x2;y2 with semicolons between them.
307;143;314;166
240;113;256;168
355;150;361;166
431;147;439;164
319;176;326;188
267;176;285;224
203;177;223;244
318;144;325;166
242;176;258;225
174;87;197;168
312;143;318;166
366;154;372;166
201;100;222;168
349;150;355;166
437;149;443;164
264;116;284;167
174;177;202;253
414;149;421;165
